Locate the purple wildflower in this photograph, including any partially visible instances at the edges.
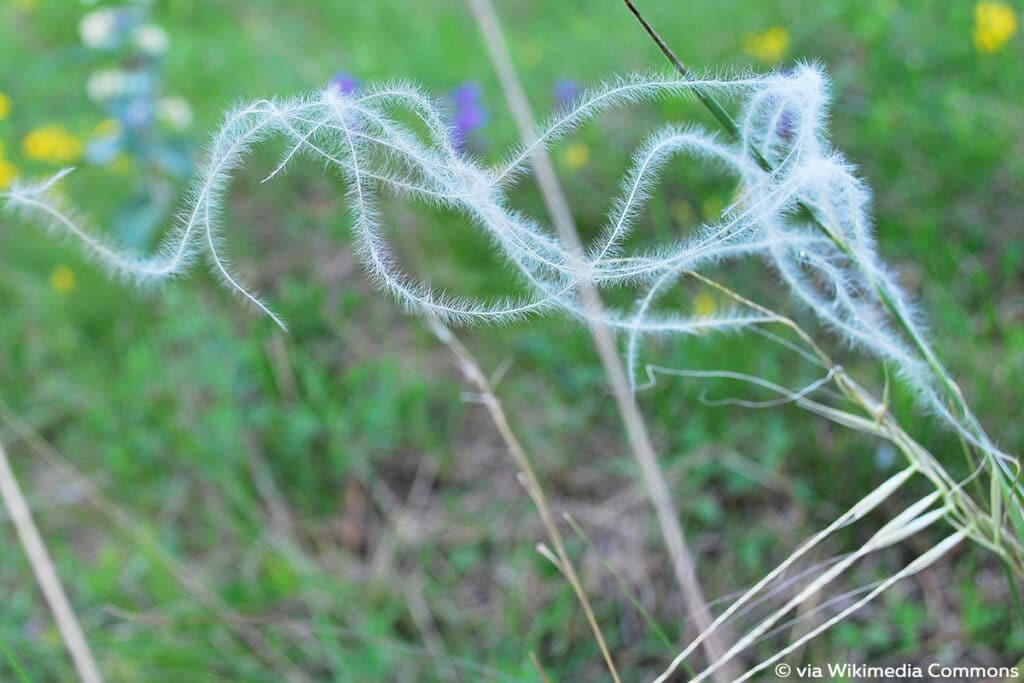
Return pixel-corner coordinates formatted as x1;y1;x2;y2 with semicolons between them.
553;79;581;109
765;68;799;143
776;107;797;142
331;72;360;96
451;82;482;108
449;81;487;153
124;98;153;130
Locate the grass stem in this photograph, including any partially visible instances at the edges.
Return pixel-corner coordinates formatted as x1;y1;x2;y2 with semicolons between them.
0;438;104;683
466;1;739;676
430;319;622;683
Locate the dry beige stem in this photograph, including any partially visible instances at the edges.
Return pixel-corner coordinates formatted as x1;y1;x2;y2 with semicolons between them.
464;0;737;677
0;438;104;683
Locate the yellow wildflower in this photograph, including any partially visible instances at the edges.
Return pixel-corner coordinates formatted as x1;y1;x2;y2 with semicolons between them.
670;198;696;226
22;125;83;164
50;266;76;294
693;291;717;318
0;159;17;189
564;142;590;169
744;27;790;63
112;154;132;174
0;92;10;120
702;195;725;220
92;118;122;138
974;2;1017;52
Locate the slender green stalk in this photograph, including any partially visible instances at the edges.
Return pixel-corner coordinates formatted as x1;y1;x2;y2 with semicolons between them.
0;634;32;683
682;270;1024;580
622;0;970;423
623;0;1021;523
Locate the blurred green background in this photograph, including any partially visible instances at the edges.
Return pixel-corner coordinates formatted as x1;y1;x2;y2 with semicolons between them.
0;0;1021;680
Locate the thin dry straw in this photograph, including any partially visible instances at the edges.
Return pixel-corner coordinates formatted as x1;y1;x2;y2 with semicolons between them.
733;530;968;683
0;438;104;683
651;464;917;682
0;403;311;682
462;0;740;677
430;319;622;683
678;495;952;682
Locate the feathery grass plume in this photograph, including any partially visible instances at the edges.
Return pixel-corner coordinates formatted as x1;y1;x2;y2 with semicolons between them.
5;63;1020;671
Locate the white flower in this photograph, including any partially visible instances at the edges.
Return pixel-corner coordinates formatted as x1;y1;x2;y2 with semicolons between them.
79;8;119;48
157;96;192;129
86;69;129;101
134;24;169;56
